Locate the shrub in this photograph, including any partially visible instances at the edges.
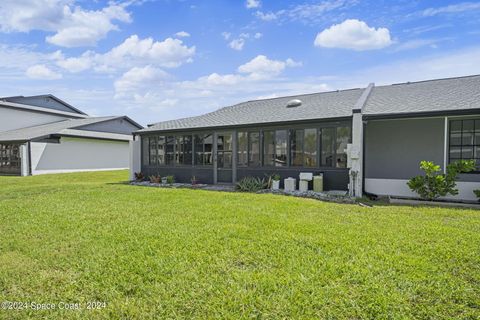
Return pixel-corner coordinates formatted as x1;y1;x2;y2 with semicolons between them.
134;172;144;181
166;175;175;184
149;175;161;184
236;177;268;192
407;160;476;200
272;174;281;181
473;189;480;201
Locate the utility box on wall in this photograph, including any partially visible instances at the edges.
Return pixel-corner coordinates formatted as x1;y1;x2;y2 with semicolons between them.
346;143;360;169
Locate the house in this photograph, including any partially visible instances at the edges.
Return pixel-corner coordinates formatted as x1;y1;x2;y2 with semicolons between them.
130;74;480;201
0;95;142;176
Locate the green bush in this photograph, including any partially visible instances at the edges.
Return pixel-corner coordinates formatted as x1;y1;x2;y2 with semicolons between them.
166;175;175;184
473;189;480;200
134;172;145;181
236;176;268;192
407;160;476;200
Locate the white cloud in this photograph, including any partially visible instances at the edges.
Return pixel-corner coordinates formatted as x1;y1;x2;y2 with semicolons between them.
255;11;278;21
46;4;131;47
314;19;392;51
114;65;168;95
0;0;67;32
221;32;231;40
26;64;62;80
246;0;261;9
238;55;284;75
226;33;260;50
254;0;356;24
112;54;310;121
392;38;450;52
229;38;245;51
286;0;351;22
285;58;303;67
423;2;480;16
175;31;190;38
102;35;195;69
0;1;132;48
56;52;93;72
238;55;301;79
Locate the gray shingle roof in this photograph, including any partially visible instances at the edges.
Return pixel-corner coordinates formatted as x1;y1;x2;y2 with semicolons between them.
363;74;480;115
140;88;364;132
140;74;480;133
0;116;120;142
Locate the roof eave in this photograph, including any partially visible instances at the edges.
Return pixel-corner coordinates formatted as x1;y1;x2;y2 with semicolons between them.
135;115;353;135
363;108;480;120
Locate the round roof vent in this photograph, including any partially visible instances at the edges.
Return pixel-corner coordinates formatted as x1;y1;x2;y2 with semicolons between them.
286;99;302;108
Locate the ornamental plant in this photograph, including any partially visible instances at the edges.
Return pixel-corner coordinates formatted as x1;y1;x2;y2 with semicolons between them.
134;172;145;182
407;160;476;200
166;175;175;184
236;176;267;192
473;189;480;201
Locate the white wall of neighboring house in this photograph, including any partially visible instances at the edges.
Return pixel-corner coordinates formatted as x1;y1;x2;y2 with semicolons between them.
129;136;141;181
30;137;129;175
0;107;69;132
365;178;480;202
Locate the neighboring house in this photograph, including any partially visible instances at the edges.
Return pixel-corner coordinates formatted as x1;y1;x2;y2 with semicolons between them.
0;95;142;176
130;74;480;201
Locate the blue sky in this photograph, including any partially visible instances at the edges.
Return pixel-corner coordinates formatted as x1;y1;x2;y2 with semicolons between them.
1;0;480;125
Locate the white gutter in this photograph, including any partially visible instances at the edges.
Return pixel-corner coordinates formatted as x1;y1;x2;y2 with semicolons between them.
58;129;133;141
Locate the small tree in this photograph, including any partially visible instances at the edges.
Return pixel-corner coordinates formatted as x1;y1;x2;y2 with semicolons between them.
407;160;476;200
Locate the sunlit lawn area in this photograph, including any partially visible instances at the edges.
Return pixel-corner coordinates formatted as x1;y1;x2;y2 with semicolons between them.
0;170;479;319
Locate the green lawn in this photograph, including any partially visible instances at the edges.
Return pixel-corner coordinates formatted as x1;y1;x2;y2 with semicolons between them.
0;171;479;319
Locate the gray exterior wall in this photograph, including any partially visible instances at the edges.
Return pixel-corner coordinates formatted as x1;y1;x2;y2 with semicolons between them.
77;118;140;135
365;118;445;179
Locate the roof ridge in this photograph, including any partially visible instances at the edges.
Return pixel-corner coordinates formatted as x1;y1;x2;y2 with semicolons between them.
241;87;363;104
380;73;480;88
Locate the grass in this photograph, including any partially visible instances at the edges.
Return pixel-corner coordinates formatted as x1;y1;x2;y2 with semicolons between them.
0;170;479;319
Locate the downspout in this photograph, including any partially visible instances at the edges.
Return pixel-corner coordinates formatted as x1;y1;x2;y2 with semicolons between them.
362;121;366;195
28;141;32;176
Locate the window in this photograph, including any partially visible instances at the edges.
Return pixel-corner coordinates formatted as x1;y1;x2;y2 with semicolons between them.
320;127;334;166
157;136;165;165
304;128;317;167
142;136;149;165
290;129;304;166
176;135;192;165
249;132;260;166
0;144;21;173
264;130;287;167
194;134;213;165
149;136;157;165
263;131;275;166
217;133;233;168
335;126;351;168
319;126;351;168
165;136;175;165
275;130;287;167
237;132;248;166
449;119;480;167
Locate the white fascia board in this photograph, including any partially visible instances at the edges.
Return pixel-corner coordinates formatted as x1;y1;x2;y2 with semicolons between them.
57;129;133;141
